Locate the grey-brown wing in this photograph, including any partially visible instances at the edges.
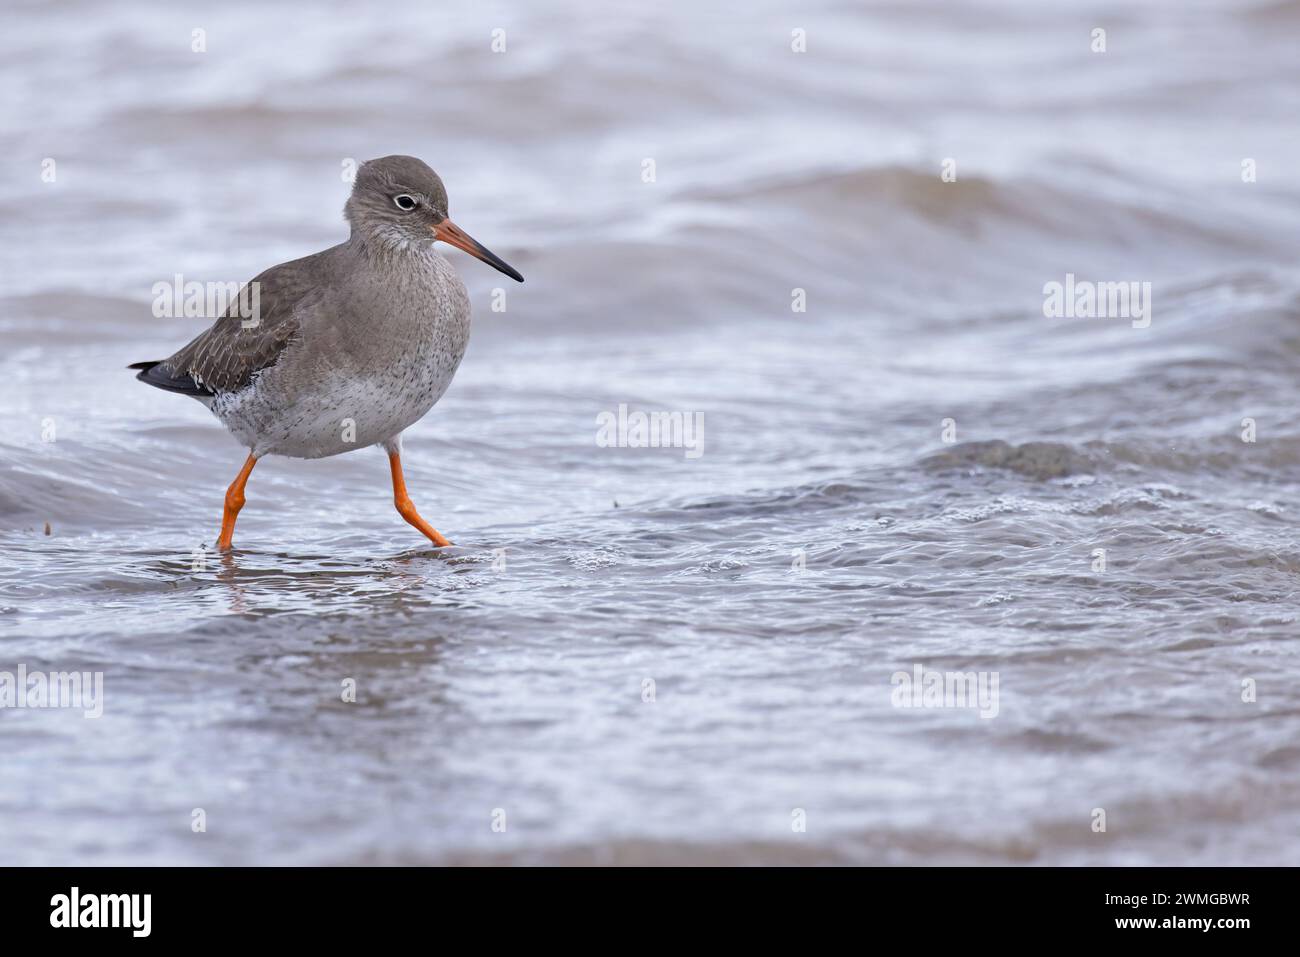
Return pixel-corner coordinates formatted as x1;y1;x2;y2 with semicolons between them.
132;251;326;396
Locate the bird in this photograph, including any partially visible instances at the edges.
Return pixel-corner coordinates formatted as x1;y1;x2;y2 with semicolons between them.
129;155;523;550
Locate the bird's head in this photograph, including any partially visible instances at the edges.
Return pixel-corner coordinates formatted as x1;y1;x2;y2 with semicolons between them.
344;154;523;282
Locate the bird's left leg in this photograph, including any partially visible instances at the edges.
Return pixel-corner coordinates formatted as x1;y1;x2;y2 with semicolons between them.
385;440;451;547
217;452;258;550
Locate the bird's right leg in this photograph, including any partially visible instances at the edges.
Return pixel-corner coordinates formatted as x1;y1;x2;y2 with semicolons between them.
217;453;259;550
387;448;451;547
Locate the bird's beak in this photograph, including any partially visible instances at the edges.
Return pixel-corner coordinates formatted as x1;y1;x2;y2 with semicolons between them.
432;218;524;283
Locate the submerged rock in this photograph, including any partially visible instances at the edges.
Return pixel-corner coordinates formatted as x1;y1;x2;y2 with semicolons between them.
921;440;1095;480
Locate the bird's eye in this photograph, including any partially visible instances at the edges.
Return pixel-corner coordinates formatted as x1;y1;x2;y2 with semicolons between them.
393;194;417;211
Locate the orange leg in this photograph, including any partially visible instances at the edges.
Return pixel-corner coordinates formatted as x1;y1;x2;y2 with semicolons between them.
388;450;451;547
217;453;258;550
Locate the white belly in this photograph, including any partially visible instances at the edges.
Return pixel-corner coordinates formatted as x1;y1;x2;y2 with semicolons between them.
209;324;466;459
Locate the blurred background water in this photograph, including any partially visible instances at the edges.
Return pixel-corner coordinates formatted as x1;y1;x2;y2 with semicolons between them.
2;0;1300;864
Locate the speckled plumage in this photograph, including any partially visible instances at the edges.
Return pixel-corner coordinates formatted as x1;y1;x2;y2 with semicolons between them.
202;239;471;458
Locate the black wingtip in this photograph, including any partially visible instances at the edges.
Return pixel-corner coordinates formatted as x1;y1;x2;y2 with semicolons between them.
129;360;214;397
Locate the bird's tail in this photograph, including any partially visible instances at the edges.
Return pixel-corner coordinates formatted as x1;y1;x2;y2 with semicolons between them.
127;360;212;396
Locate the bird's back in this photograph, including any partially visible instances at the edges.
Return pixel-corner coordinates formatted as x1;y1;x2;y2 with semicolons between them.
132;245;341;398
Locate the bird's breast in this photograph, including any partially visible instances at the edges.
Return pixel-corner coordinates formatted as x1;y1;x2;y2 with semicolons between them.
357;253;471;408
343;248;471;376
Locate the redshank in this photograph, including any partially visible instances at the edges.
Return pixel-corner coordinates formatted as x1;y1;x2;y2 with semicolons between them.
129;155;523;550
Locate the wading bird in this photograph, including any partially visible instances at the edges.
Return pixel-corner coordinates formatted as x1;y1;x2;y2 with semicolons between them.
130;155;523;549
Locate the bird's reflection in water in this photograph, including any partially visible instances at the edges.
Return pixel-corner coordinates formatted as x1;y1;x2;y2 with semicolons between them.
215;547;248;615
206;543;484;618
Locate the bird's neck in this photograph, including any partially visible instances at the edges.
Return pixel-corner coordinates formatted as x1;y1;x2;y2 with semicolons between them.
349;229;443;268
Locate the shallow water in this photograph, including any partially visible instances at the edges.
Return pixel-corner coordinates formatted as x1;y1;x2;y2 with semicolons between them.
3;0;1300;865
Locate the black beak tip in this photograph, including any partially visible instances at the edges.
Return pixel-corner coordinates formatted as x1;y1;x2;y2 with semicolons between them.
482;249;523;283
